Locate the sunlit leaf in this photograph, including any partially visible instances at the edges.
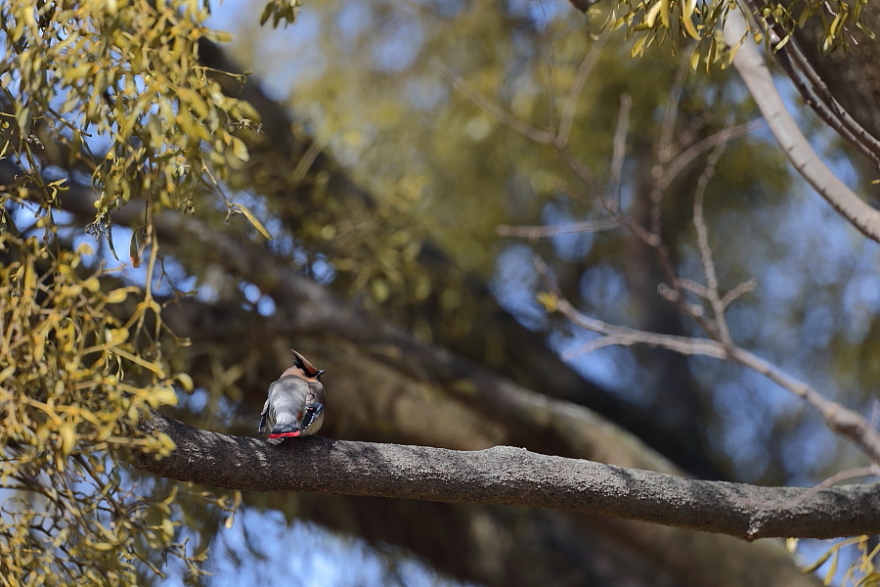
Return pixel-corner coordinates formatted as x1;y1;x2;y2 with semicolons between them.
232;203;273;240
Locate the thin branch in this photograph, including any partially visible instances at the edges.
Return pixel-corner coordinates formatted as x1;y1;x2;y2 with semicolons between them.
649;59;690;236
774;44;880;168
609;94;632;209
438;63;557;145
561;336;628;360
551;296;880;464
556;297;729;359
627;213;725;339
497;217;620;237
660;121;763;191
740;0;880;166
723;10;880;243
729;347;880;463
135;411;880;541
558;32;608;145
781;466;880;509
781;41;880;165
555;143;602;193
674;278;710;299
291;133;330;186
440;61;602;191
721;278;758;309
692;128;733;347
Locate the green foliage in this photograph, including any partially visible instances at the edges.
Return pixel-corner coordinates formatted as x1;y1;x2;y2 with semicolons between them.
795;536;880;586
604;0;872;71
0;2;276;582
0;0;257;223
758;0;876;52
0;235;214;585
260;0;302;28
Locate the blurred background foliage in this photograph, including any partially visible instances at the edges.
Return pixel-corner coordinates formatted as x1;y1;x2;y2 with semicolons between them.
2;0;880;585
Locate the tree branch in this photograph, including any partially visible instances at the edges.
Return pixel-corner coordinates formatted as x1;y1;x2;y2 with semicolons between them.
724;9;880;243
552;295;880;464
136;411;880;541
740;0;880;167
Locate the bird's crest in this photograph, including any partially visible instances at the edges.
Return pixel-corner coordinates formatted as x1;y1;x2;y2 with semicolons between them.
290;349;325;380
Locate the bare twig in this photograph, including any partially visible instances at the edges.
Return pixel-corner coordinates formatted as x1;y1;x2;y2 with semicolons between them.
291;133;330;186
692;128;733;347
558;32;608;145
630;217;725;340
562;336;629;360
556;297;729;358
549;293;880;464
780;466;880;509
497;218;619;237
780;41;880;166
555;143;602;194
649;59;690;236
438;63;556;145
721;278;757;309
609;94;632;209
729;347;880;463
440;61;602;191
660;121;763;191
674;278;710;299
660;60;691;164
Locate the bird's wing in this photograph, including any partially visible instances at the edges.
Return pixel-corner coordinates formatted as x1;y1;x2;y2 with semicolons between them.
266;376;311;432
258;398;271;436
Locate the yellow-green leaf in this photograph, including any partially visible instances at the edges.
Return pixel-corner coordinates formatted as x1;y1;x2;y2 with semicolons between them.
105;328;129;347
370;277;390;303
0;365;15;384
148;386;179;408
105;288;132;304
823;550;838;585
231;137;249;162
232;203;273;240
645;1;663;28
536;291;558;312
175;372;194;392
660;0;670;29
59;423;77;455
682;5;700;39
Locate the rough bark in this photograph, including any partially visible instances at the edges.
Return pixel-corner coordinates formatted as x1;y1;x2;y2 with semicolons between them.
136;411;880;541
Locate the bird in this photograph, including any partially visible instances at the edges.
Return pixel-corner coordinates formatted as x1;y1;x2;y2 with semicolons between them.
258;349;326;439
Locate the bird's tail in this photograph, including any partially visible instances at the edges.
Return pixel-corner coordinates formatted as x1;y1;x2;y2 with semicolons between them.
269;427;301;439
269;413;301;439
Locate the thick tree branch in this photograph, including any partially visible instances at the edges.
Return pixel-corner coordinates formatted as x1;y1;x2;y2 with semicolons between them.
136;411;880;541
724;10;880;243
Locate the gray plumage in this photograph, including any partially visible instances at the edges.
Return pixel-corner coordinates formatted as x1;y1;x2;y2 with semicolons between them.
258;350;326;439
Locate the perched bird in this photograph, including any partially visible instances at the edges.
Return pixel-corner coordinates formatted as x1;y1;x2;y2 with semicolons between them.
258;350;326;439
